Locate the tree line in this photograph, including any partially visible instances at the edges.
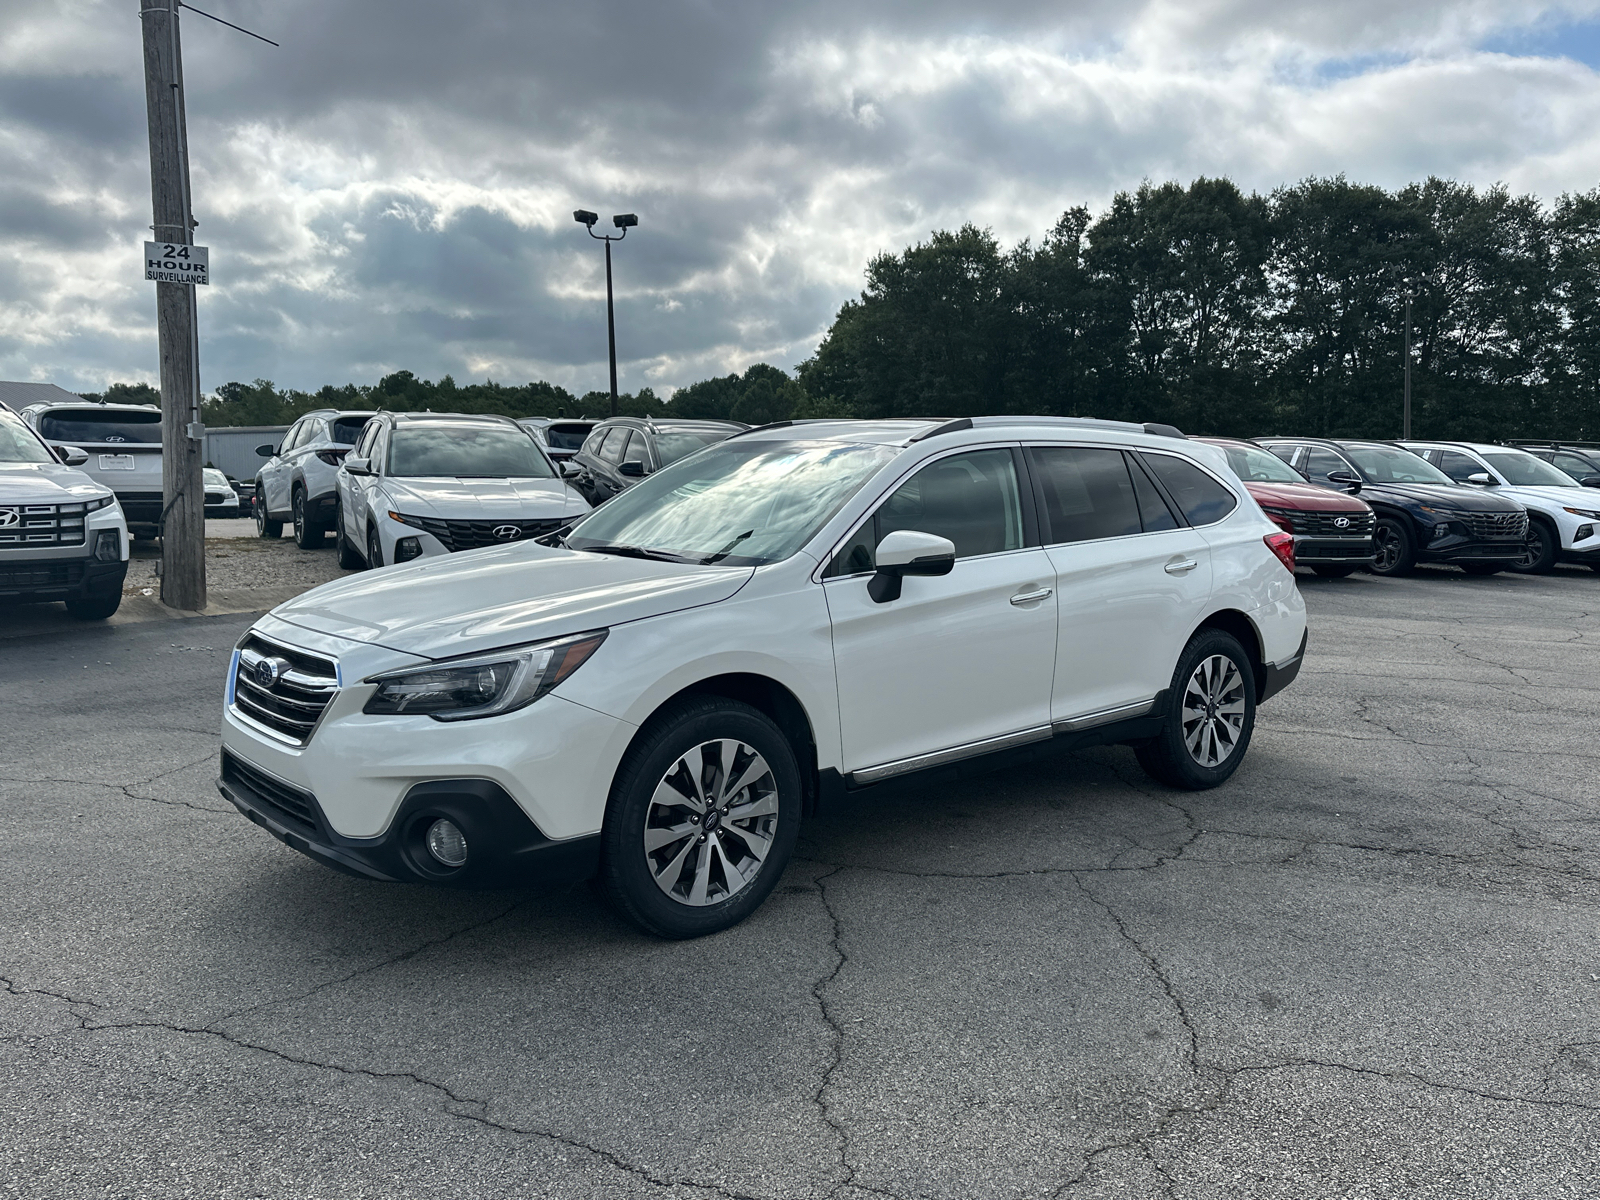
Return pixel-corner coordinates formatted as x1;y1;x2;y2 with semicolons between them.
87;174;1600;442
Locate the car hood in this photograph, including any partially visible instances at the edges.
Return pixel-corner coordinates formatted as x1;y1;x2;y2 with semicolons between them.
381;476;590;519
0;461;113;503
1494;484;1593;508
1244;480;1370;512
1359;481;1524;513
270;542;754;659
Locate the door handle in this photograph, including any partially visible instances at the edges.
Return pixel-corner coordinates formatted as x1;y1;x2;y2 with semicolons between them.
1164;558;1198;575
1009;587;1053;605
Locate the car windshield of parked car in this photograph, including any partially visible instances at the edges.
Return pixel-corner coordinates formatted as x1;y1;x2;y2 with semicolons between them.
387;425;555;478
0;411;54;463
1341;445;1454;484
38;408;162;444
203;468;230;487
1218;444;1305;483
654;429;732;466
1481;451;1577;488
567;439;899;565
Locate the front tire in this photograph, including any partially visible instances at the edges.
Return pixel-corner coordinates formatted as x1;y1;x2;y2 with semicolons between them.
1511;518;1558;575
599;698;801;939
254;491;282;539
1367;517;1415;576
292;489;325;549
1134;629;1256;791
366;524;384;569
337;521;363;569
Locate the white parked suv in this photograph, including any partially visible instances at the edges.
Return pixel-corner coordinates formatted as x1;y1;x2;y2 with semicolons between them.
333;411;591;569
217;417;1308;937
253;409;375;548
0;403;129;619
1399;440;1600;573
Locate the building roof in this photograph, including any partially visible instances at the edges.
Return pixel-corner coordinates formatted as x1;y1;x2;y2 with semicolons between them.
0;381;86;410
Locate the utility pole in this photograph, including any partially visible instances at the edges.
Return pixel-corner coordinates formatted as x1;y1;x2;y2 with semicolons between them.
140;0;205;610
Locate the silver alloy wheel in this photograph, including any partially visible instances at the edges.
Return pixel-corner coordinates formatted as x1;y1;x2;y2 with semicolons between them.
1181;654;1247;768
1519;525;1544;569
1373;525;1402;572
292;491;303;540
644;738;779;907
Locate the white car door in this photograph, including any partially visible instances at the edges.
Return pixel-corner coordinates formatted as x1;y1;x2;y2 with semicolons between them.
1031;445;1213;724
261;420;299;516
823;447;1058;777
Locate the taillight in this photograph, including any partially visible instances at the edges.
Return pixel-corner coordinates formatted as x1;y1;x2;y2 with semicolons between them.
1264;531;1296;574
315;449;348;466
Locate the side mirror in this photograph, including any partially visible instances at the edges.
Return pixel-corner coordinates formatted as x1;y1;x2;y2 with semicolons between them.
868;530;956;603
619;460;646;477
56;445;89;467
256;443;277;457
1466;472;1496;486
343;456;372;477
560;461;583;478
1582;477;1600;489
1326;470;1362;493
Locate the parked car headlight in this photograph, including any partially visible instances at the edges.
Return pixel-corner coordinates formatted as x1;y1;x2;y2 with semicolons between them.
362;630;608;721
1563;506;1600;520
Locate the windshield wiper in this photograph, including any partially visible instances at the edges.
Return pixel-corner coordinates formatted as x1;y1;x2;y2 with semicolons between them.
581;543;692;563
699;530;754;565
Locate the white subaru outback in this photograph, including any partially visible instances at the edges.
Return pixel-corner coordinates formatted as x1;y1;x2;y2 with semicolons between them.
217;417;1307;937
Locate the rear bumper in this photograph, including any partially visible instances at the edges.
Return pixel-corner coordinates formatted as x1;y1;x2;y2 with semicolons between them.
114;491;164;527
216;750;599;888
0;555;126;603
1258;629;1307;705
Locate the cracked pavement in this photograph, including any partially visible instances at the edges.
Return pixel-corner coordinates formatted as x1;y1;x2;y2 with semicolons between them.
4;563;1600;1198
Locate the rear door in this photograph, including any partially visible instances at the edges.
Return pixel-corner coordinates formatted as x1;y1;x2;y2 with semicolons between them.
824;446;1058;776
1031;445;1213;724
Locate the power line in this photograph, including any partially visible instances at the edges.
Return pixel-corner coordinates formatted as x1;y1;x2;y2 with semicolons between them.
176;2;278;46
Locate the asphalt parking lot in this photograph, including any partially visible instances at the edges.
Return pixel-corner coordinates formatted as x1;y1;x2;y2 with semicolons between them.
4;565;1600;1198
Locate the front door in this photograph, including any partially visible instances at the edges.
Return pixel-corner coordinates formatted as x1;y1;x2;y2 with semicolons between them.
824;447;1058;776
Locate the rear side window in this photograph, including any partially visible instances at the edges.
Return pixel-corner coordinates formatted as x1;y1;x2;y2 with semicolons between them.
1556;453;1598;480
1028;447;1141;544
1128;456;1181;531
38;408;162;445
827;448;1025;575
1141;453;1238;526
621;432;650;469
598;428;628;464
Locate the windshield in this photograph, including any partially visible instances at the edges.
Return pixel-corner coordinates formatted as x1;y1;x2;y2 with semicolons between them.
38;408;161;445
655;429;733;466
204;469;230;487
387;424;555;478
1481;451;1577;488
1217;443;1305;483
0;411;54;464
567;439;899;566
1342;445;1455;485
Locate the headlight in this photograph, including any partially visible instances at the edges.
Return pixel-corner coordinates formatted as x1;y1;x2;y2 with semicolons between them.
362;630;608;721
388;511;427;529
1564;506;1600;520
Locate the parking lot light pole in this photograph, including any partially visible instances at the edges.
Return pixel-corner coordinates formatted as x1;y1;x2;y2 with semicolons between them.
574;210;638;418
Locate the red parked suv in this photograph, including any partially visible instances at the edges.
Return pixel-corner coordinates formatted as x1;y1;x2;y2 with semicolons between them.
1196;437;1375;577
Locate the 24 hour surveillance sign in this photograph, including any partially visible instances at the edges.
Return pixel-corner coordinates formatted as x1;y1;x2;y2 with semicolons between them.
144;241;209;285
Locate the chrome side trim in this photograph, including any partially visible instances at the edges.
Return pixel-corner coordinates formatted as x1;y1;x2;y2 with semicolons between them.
848;725;1053;786
1052;698;1156;734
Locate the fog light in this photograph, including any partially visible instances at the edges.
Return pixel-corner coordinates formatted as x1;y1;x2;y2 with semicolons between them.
93;530;120;562
1578;524;1594;541
1432;523;1450;541
394;536;422;562
425;818;468;867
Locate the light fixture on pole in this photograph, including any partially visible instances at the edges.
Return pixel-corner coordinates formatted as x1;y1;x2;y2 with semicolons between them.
574;210;639;418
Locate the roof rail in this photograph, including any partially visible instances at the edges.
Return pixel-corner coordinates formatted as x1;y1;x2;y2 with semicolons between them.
1142;422;1186;439
908;417;972;442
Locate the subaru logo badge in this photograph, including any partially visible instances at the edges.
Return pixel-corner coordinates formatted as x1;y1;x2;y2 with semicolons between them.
255;656;289;689
1334;516;1350;529
0;510;17;529
493;524;522;540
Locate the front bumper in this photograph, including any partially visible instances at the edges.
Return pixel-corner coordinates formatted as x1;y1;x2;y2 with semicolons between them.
1294;536;1374;565
218;750;599;887
0;555;127;603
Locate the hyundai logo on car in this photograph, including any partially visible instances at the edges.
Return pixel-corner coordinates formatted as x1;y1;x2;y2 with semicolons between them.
0;510;18;529
493;525;522;540
1334;516;1350;528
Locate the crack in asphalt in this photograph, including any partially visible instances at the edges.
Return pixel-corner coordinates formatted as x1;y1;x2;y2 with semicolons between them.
0;753;228;816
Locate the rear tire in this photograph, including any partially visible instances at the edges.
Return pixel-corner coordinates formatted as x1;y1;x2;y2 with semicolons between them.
1511;518;1558;575
1134;629;1257;791
292;489;325;549
337;521;363;569
254;492;281;539
1367;517;1415;576
599;698;801;939
65;592;121;621
1312;564;1359;578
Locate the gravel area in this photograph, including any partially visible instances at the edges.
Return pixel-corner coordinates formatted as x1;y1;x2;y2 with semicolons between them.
124;523;354;598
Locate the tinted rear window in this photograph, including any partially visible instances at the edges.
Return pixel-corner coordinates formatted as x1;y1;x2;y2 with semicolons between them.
1141;453;1238;525
331;417;371;446
38;409;162;444
545;425;591;450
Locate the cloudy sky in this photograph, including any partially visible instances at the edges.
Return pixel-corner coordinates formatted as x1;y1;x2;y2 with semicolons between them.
2;0;1600;398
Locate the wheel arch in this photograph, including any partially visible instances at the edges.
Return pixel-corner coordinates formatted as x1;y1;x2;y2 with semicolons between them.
623;673;823;818
1193;608;1269;702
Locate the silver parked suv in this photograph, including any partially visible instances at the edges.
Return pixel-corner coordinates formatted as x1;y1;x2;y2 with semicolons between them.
22;397;164;537
253;409;374;548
